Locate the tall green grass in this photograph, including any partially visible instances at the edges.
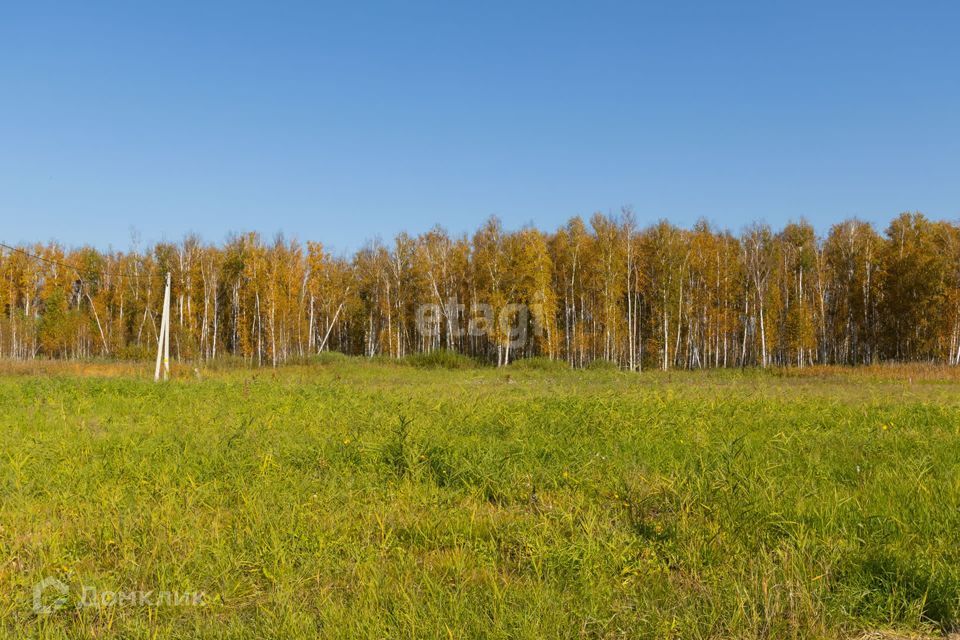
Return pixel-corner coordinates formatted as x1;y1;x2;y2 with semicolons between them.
403;349;479;369
1;363;959;638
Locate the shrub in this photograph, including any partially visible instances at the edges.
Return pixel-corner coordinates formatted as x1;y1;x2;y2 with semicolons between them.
586;358;619;371
508;356;569;372
313;350;350;366
404;349;478;369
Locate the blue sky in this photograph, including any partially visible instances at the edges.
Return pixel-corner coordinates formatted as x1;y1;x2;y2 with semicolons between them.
2;1;958;254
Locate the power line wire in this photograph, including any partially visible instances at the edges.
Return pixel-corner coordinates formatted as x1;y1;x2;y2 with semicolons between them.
0;242;168;284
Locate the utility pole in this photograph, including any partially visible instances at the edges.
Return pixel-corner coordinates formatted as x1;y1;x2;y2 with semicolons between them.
154;272;171;381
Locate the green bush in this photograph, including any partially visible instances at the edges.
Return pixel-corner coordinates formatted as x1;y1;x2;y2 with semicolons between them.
404;349;479;369
586;358;619;371
508;356;569;372
313;350;351;366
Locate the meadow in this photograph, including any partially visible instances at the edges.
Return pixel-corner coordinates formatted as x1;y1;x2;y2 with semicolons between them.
1;357;959;639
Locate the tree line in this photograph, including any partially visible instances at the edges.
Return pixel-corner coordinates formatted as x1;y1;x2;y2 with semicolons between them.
2;211;959;369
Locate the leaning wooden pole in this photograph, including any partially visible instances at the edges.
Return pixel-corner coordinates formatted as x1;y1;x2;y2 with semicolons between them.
154;272;171;381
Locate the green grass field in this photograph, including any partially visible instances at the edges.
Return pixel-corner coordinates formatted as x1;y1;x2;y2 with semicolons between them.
2;360;959;638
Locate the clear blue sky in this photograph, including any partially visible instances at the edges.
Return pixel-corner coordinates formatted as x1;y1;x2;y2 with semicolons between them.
3;1;958;254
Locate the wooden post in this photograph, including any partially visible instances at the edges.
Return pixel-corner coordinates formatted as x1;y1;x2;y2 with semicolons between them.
163;272;171;379
154;272;171;381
